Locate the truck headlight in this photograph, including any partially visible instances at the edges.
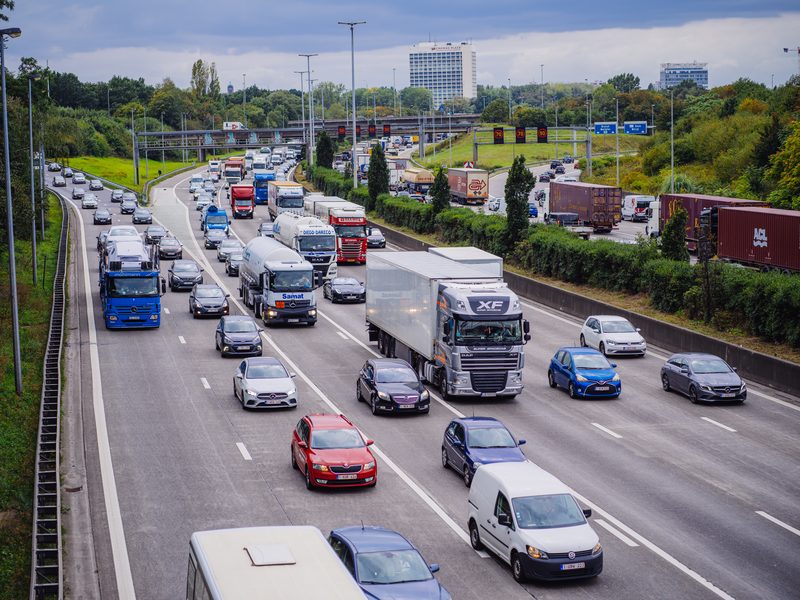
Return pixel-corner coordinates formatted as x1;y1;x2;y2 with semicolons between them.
527;545;548;559
309;309;316;316
509;375;522;384
454;376;469;385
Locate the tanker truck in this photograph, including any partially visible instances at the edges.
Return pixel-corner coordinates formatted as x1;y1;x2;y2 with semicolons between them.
272;213;338;280
239;237;323;326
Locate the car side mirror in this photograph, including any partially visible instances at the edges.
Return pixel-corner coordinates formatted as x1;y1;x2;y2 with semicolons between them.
298;441;307;449
497;513;511;527
732;367;738;373
593;328;600;334
235;373;243;378
290;373;297;378
453;440;462;447
200;268;205;272
582;508;592;519
518;439;526;445
225;294;231;298
366;439;374;446
258;328;264;333
611;363;617;368
429;564;439;574
680;368;689;374
360;281;364;286
636;328;641;333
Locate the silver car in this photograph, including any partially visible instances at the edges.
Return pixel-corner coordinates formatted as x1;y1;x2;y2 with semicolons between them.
233;357;298;409
81;193;98;209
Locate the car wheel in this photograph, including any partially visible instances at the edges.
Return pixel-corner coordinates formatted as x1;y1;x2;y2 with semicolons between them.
689;386;699;404
356;381;363;402
512;551;526;583
441;447;450;469
568;381;578;399
599;342;606;356
469;520;484;551
548;370;557;388
371;395;378;415
305;466;314;490
661;374;670;392
579;334;586;347
291;446;298;470
463;465;473;487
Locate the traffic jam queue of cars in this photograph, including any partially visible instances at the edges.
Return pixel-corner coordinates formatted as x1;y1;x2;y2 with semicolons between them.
55;155;751;591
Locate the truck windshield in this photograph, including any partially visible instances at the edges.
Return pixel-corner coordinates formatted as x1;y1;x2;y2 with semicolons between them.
106;276;159;298
224;169;239;177
454;319;522;344
298;235;336;252
234;199;252;206
278;197;304;209
206;214;228;224
335;225;366;238
272;271;312;291
254;180;270;189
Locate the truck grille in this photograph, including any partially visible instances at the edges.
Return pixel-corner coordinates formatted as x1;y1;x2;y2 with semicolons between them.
280;299;310;308
460;354;519;371
116;304;157;314
340;242;363;258
470;372;508;393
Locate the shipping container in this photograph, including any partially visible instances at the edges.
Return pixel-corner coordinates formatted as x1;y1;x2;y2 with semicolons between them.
549;181;622;232
447;168;489;205
717;207;800;272
659;194;765;250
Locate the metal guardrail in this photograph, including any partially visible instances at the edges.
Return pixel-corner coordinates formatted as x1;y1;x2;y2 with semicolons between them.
29;191;68;600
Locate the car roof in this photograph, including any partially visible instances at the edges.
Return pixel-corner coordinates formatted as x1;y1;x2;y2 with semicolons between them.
332;527;414;554
306;413;355;429
559;346;604;356
244;356;281;367
457;416;505;429
477;462;570;497
371;358;412;368
172;259;198;267
590;315;630;322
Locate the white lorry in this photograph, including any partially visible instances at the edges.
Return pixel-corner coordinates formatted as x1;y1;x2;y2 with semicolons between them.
366;251;530;400
239;237;322;326
272;213;338;280
428;246;503;276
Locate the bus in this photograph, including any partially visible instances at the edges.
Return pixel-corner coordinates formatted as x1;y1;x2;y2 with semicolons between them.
186;526;367;599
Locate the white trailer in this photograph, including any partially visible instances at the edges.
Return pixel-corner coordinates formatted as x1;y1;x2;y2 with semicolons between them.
428;246;504;276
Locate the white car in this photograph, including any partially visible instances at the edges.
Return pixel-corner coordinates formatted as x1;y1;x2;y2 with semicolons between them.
487;197;501;211
580;315;646;357
233;357;298;409
555;176;578;183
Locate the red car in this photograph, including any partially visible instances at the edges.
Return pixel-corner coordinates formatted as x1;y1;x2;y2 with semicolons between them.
291;413;377;490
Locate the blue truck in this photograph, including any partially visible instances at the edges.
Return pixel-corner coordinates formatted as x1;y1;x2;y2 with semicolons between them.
200;204;230;233
99;240;166;329
253;170;275;204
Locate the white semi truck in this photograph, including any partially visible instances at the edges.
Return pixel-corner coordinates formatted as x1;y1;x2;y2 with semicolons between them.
272;213;338;280
239;237;323;326
366;251;530;400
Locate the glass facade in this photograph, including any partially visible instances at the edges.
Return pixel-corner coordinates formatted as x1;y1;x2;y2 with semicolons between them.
409;43;477;108
659;62;709;90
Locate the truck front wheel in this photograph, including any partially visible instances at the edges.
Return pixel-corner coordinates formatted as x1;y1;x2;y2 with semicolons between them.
438;373;449;401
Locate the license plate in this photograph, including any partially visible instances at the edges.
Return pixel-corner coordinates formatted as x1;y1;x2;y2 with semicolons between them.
236;346;250;351
594;386;609;391
399;404;415;409
287;319;299;323
560;562;585;570
720;393;736;398
347;296;356;299
264;400;281;405
481;392;496;397
347;259;355;262
337;474;357;480
207;308;219;312
127;316;141;320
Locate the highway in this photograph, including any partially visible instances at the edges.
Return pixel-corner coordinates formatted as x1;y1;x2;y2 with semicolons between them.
59;162;800;599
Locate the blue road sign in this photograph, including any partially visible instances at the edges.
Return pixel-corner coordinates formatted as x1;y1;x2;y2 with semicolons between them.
594;122;617;135
624;121;648;135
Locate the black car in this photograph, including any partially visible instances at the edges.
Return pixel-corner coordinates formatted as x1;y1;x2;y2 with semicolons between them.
167;259;203;291
555;165;566;174
356;358;430;415
217;238;244;262
71;187;86;200
204;229;228;249
132;208;153;224
258;222;274;237
225;252;243;276
122;192;138;204
563;155;574;164
110;189;123;202
120;199;137;214
62;167;73;177
203;180;216;196
47;162;61;172
96;230;109;253
366;227;386;248
89;179;104;191
550;160;563;169
157;237;183;260
661;353;746;404
144;224;168;244
189;284;230;318
93;209;112;225
323;277;365;303
52;176;66;187
545;170;556;179
215;315;263;357
538;172;550;182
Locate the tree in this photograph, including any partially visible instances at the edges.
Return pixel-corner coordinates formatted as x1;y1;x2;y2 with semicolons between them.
504;155;535;247
481;98;511;124
608;73;640;93
429;166;450;215
367;144;389;212
753;113;783;168
661;208;690;262
317;131;334;169
514;106;546;128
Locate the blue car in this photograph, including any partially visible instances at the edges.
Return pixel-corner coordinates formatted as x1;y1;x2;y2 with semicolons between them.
329;526;451;600
442;417;526;487
528;202;539;217
548;347;621;399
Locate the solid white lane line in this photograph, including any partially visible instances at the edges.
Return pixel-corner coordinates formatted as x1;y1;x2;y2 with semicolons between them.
236;442;253;461
701;417;737;433
594;519;639;547
756;511;800;537
164;307;170;315
67;196;137;598
592;423;623;439
178;336;186;344
201;378;211;389
749;389;800;412
336;331;349;340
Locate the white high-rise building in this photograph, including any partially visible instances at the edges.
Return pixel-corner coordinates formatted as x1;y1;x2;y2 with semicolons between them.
408;42;477;109
659;62;709;90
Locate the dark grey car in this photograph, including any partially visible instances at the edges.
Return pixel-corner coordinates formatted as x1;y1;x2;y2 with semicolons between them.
660;353;746;404
215;315;262;357
120;199;137;214
167;259;203;291
356;358;430;415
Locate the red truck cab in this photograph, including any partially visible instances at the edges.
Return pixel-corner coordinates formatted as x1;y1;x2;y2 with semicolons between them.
230;184;255;219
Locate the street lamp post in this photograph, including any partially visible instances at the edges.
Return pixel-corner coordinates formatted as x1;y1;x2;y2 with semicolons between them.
294;71;307;145
2;27;23;393
541;64;544;109
28;73;40;285
393;68;396;116
143;108;148;179
299;54;318;166
107;86;111;119
508;78;511;123
339;21;365;189
243;74;247;129
670;88;674;193
585;79;589;128
651;104;655;133
615;97;619;186
161;112;165;174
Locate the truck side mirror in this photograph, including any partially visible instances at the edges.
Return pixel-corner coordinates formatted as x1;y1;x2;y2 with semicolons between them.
524;334;531;343
523;320;530;334
161;278;166;294
443;321;451;335
314;271;324;288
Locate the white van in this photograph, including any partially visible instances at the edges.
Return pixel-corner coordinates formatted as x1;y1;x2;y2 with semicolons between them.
621;195;655;222
467;462;602;582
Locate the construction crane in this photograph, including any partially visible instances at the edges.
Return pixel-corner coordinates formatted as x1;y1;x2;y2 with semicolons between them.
784;47;800;76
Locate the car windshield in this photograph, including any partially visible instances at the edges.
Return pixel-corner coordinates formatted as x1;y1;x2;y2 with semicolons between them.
161;239;179;246
246;363;287;378
173;263;198;273
260;224;274;232
573;354;613;370
106;276;159;298
601;320;636;333
96;210;110;216
220;240;242;249
109;227;138;237
147;226;164;233
272;271;311;291
512;493;586;530
195;288;224;298
375;366;417;383
206;214;228;224
333;278;359;286
335;225;367;238
278;197;304;209
369;229;382;236
310;428;364;449
468;427;516;448
454;319;522;344
298;235;336;252
356;549;433;585
691;359;731;374
225;320;257;333
229;253;243;261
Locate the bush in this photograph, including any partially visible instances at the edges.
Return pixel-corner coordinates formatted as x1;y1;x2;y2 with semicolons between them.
641;259;697;313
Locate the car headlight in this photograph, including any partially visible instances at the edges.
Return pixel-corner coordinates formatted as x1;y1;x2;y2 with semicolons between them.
575;374;589;382
222;300;228;308
287;388;296;396
611;374;621;382
740;383;747;392
606;339;617;345
244;389;258;397
377;391;390;400
364;461;375;470
194;275;202;281
472;461;483;468
700;384;713;392
592;542;602;555
420;390;429;401
527;545;548;559
312;463;329;472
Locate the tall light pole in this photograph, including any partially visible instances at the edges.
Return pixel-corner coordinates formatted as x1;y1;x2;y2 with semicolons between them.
585;79;589;128
107;86;111;119
339;21;365;188
393;68;397;116
242;74;247;129
541;64;544;109
295;70;307;145
299;54;318;166
614;97;619;186
28;73;40;285
143;108;148;179
670;88;674;193
2;27;23;393
651;104;655;133
508;78;511;123
161;112;165;174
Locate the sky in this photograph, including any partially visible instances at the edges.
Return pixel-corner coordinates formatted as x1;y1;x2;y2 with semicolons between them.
5;1;800;93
